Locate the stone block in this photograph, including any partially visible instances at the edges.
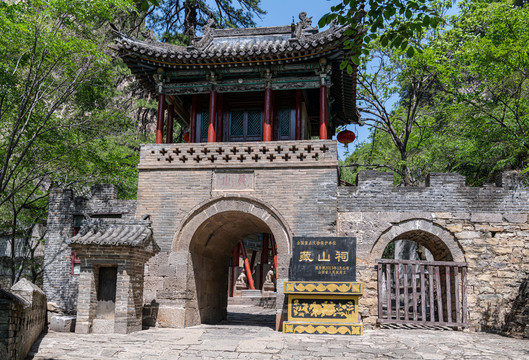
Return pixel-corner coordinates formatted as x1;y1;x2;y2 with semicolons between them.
452;213;471;220
156;305;186;327
455;231;480;239
446;224;463;232
471;213;503;223
493;247;513;255
503;214;528;223
432;212;451;219
49;315;76;332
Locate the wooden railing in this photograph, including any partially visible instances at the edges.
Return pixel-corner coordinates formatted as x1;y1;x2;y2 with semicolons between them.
376;259;468;328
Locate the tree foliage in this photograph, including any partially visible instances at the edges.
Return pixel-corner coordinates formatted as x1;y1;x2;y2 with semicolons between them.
425;0;529;183
343;0;529;186
0;0;143;285
319;0;449;68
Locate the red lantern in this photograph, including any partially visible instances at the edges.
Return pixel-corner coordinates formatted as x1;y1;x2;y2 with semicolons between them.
183;131;190;143
337;130;356;146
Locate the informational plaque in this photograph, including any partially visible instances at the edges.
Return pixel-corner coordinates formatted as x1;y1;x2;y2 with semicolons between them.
290;236;356;281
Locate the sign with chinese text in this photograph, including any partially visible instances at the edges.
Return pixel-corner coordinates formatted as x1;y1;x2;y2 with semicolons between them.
291;237;356;281
213;171;254;191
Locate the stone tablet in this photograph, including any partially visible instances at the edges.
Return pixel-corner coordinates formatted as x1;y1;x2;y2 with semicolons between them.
290;237;356;281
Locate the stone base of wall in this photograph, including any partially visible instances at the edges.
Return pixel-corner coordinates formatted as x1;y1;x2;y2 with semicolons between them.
503;277;529;338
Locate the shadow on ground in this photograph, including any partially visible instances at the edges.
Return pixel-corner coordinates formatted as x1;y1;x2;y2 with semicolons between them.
220;309;276;329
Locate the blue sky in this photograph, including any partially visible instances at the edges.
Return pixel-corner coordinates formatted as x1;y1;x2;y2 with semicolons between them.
255;0;336;27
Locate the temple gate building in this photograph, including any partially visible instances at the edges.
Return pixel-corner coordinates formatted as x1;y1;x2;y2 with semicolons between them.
42;14;529;336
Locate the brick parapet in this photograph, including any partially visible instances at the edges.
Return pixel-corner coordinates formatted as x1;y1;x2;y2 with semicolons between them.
0;280;46;360
139;140;337;170
339;171;529;213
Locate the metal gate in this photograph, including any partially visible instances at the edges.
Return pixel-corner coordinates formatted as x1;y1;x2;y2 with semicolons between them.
377;259;468;328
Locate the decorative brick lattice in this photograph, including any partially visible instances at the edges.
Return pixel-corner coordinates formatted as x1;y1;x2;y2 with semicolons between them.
140;140;337;169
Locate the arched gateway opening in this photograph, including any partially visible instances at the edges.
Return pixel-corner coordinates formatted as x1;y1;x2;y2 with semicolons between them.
372;220;468;328
173;197;291;328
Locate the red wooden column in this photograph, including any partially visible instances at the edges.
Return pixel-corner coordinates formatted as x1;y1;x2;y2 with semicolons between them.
190;95;197;143
263;87;273;141
166;103;174;143
319;81;328;140
230;244;239;297
295;89;302;140
208;90;217;142
215;93;223;142
156;94;165;144
239;240;255;290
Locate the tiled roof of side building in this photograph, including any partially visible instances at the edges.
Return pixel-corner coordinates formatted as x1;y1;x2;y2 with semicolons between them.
70;219;153;248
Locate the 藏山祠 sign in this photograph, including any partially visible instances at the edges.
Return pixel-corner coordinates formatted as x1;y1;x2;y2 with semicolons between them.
290;237;356;281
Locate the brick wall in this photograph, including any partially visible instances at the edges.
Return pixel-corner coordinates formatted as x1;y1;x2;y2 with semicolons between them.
0;279;46;360
43;186;136;312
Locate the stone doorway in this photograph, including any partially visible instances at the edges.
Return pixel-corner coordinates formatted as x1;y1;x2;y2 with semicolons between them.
173;197;291;330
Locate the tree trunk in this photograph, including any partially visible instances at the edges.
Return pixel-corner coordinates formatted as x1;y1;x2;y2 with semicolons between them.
399;149;413;186
184;1;197;39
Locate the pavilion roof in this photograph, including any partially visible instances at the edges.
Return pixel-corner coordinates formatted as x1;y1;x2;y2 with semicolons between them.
113;22;352;68
111;14;360;125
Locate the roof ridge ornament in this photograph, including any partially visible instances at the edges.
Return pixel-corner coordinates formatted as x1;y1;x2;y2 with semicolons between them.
78;216;108;236
293;12;316;40
196;18;216;49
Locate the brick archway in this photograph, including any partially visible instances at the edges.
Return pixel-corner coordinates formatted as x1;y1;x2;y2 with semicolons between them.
172;196;292;329
370;219;465;262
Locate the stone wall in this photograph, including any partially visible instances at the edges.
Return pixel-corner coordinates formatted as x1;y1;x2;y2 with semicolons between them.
337;171;529;331
43;185;136;312
0;279;47;360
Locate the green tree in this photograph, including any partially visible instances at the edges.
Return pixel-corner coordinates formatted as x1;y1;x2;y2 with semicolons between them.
0;0;142;285
343;0;529;186
423;0;529;183
319;0;449;69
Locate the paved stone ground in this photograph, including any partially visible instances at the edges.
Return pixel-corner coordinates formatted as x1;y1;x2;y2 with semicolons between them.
27;306;528;360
